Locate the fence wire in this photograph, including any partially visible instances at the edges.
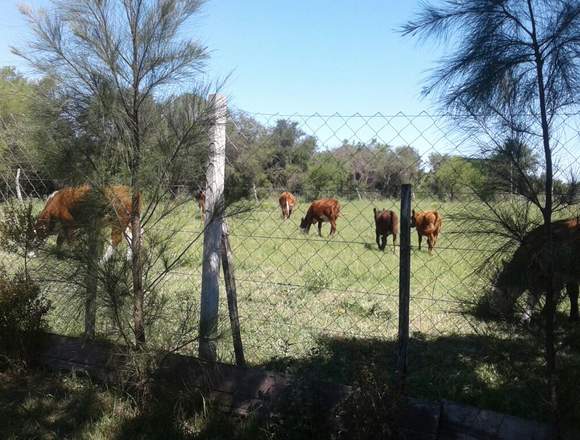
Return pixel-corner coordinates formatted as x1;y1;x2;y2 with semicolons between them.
1;109;579;421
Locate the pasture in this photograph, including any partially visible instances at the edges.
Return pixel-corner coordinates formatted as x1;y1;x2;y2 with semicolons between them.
2;193;579;424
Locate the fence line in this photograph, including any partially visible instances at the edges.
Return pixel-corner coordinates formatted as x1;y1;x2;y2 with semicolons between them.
1;107;579;422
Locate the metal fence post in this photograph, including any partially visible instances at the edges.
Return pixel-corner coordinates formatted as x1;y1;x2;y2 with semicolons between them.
199;94;227;362
398;183;412;391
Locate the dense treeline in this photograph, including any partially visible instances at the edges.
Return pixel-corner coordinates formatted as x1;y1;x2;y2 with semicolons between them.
0;66;209;199
0;66;573;203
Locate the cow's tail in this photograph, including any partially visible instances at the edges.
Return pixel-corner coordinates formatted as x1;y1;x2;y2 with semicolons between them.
286;199;289;216
335;202;341;218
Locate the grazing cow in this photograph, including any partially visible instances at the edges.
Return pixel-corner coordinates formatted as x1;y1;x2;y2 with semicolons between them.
411;209;442;255
373;208;399;252
34;184;140;262
279;191;297;220
300;198;341;237
196;190;206;221
494;218;580;322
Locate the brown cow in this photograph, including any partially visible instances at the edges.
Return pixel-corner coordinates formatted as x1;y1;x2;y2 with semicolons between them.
34;184;140;261
373;208;399;253
494;218;580;322
279;191;297;220
411;209;442;255
300;198;341;237
196;190;206;221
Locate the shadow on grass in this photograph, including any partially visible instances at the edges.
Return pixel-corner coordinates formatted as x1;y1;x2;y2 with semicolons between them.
260;331;580;429
2;329;579;438
0;363;267;440
0;367;108;439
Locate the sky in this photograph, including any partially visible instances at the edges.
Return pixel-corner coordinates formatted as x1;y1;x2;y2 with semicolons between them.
0;0;443;116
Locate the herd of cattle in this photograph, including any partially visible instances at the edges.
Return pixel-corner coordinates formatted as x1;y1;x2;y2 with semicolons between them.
28;184;580;322
278;191;443;254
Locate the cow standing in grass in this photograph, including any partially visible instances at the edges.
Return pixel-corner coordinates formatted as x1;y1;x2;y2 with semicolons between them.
300;198;341;237
279;191;297;220
411;209;442;255
494;218;580;323
34;184;140;262
373;208;398;253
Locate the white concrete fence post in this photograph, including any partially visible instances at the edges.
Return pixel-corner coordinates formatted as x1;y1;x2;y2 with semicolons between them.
198;94;227;362
15;168;23;202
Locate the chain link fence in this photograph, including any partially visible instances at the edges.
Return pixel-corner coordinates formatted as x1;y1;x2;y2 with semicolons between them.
1;108;579;421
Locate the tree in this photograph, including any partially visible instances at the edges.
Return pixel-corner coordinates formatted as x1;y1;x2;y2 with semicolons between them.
481;138;542;199
306;154;349;199
432;156;483;201
403;0;580;424
265;119;316;188
225;112;273;201
0;68;37;194
17;0;211;348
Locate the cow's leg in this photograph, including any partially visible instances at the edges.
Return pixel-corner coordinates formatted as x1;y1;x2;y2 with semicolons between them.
432;232;439;249
102;243;114;263
55;224;74;258
123;226;133;261
101;226;122;264
417;233;422;251
523;288;541;324
376;231;381;250
392;233;397;254
329;219;337;237
56;232;66;258
427;235;434;255
567;282;579;322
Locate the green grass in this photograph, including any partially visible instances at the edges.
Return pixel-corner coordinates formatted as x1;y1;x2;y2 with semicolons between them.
1;194;579;427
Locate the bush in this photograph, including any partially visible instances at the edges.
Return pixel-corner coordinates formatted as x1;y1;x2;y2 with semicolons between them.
0;201;37;256
304;269;331;295
0;269;50;360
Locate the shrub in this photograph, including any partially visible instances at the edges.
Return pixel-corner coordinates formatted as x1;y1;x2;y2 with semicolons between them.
0;201;37;256
0;269;50;361
303;269;331;295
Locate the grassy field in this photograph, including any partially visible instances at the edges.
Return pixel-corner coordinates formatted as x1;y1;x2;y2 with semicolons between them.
2;193;580;426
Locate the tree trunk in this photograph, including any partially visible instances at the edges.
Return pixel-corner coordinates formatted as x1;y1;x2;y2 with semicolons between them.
527;0;558;429
131;118;145;347
132;192;145;347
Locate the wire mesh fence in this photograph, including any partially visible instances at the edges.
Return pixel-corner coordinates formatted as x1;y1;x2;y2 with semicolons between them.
221;109;579;357
1;108;579;420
